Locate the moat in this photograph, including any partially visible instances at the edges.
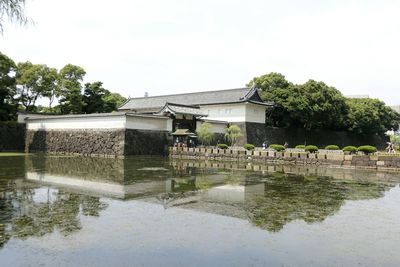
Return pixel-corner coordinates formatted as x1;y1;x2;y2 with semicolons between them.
1;155;400;266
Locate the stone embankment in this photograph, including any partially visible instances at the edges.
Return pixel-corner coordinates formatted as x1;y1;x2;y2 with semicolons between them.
169;147;400;171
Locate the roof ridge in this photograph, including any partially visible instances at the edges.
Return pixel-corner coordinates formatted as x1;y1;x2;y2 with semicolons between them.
130;87;249;100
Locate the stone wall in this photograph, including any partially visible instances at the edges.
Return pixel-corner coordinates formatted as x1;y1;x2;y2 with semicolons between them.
25;129;173;156
170;147;400;171
0;122;26;152
25;129;125;156
243;123;388;149
125;129;172;156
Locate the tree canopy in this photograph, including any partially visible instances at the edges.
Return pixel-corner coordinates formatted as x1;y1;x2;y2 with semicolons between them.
248;72;400;135
0;0;29;33
0;51;127;120
0;51;17;120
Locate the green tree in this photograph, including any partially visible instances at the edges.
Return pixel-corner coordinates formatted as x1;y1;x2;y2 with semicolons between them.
345;98;400;135
0;0;29;33
103;92;126;112
82;82;126;113
247;72;292;127
82;81;108;114
286;80;348;130
196;122;214;145
0;51;17;121
224;124;243;146
16;62;58;112
58;64;86;114
247;73;348;130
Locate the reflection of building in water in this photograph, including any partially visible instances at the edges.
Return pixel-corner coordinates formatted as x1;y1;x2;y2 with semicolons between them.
23;156;398;233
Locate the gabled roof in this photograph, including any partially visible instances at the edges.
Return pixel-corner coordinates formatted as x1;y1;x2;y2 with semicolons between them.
157;103;207;117
171;129;196;136
119;87;270;111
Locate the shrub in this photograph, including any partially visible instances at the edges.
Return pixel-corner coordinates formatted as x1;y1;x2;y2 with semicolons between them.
295;145;305;149
217;143;228;149
244;144;255;150
305;145;319;153
325;145;340;150
342;146;357;154
269;144;285;152
357;145;377;155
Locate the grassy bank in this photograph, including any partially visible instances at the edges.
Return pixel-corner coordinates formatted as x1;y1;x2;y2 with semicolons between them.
0;152;27;156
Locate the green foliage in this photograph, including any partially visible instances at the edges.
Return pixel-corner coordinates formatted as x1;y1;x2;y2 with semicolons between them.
305;145;319;153
0;0;29;33
295;145;305;149
82;81;120;113
224;124;243;146
247;72;400;135
16;62;59;112
345;98;400;135
0;51;17;121
325;145;340;150
389;135;400;146
269;144;285;151
58;64;86;114
357;145;377;155
196;122;214;145
217;143;228;149
244;144;255;150
342;146;357;154
103;92;126;111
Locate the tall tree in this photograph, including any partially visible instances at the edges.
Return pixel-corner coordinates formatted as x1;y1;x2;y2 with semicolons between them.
345;98;400;135
103;92;126;112
82;81;108;114
82;82;126;113
58;64;86;114
247;72;292;127
16;62;58;112
286;80;348;130
0;51;17;120
0;0;29;33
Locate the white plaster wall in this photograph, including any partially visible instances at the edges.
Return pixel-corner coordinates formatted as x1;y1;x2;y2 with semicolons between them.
245;103;266;124
196;120;227;134
126;116;169;131
200;103;246;122
26;116;126;130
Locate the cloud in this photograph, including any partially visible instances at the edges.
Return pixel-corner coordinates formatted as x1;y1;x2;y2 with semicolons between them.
1;0;399;104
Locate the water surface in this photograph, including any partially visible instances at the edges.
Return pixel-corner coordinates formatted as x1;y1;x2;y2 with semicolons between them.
1;155;400;266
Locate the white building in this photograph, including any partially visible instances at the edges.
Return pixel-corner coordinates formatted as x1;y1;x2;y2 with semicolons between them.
22;87;272;156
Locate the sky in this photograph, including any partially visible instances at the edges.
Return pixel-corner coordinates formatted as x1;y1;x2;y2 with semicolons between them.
1;0;399;105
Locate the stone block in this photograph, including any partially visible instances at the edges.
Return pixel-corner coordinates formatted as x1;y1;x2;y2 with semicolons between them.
284;152;292;158
299;153;308;159
327;154;344;161
317;154;327;160
344;155;353;161
378;156;395;161
308;153;316;159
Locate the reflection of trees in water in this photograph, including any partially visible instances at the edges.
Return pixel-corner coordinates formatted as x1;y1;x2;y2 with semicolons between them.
246;173;391;232
0;187;107;248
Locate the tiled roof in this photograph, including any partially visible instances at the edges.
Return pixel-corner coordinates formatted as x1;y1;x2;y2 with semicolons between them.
157;103;207;117
119;88;264;110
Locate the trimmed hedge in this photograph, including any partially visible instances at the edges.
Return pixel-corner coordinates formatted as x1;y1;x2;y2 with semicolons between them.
269;144;285;152
305;145;319;153
357;145;377;154
295;145;305;149
244;144;255;150
217;143;228;149
325;145;340;150
342;146;357;154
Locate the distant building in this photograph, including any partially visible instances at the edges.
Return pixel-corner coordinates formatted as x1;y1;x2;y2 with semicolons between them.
344;94;370;99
